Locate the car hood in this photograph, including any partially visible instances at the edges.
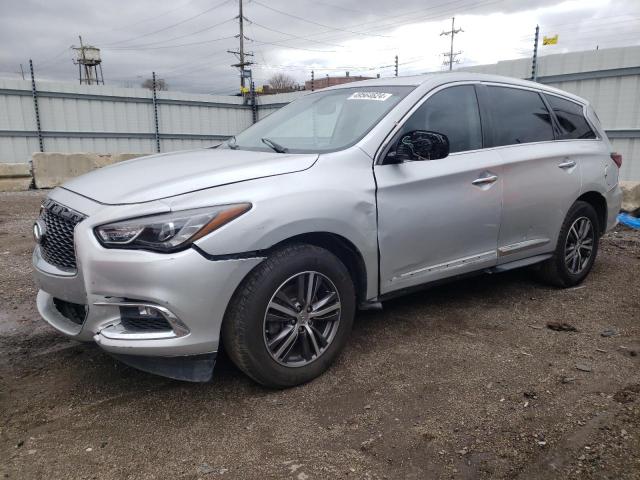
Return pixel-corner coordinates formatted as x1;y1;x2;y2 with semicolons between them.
62;148;318;205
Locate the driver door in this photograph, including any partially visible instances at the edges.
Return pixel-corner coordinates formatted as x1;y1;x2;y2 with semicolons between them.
374;84;503;294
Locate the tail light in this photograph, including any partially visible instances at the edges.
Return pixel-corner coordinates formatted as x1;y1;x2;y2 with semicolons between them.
610;152;622;168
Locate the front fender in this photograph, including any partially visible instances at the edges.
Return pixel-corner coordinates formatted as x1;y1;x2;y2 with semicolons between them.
165;150;380;299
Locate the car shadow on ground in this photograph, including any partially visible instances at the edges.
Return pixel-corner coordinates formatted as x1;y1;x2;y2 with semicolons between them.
22;266;548;398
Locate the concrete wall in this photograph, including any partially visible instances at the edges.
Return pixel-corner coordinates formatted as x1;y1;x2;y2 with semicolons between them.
31;152;148;189
0;163;31;191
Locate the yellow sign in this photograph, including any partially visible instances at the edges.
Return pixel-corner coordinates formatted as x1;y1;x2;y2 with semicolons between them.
543;34;558;46
240;86;249;94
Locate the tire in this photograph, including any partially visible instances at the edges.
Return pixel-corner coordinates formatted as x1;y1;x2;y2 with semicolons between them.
536;201;600;288
221;243;356;388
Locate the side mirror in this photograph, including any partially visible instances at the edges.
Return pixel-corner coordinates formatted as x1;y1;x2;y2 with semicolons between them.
386;130;450;163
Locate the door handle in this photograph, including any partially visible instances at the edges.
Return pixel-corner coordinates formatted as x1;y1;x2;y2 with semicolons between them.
558;160;576;169
472;174;498;186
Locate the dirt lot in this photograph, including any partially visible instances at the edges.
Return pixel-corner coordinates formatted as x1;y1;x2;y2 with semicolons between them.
1;190;639;480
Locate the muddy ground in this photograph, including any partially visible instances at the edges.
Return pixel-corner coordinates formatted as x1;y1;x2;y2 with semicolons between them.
0;190;639;480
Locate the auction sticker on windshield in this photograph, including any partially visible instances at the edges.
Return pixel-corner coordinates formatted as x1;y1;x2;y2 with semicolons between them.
348;92;393;101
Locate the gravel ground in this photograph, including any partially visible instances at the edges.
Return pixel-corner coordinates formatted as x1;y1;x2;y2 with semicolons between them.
1;190;639;480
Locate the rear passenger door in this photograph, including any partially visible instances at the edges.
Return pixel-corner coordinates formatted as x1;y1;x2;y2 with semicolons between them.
479;84;582;263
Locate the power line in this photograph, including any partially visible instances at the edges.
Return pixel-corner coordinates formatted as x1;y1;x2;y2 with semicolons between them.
251;0;390;38
250;38;335;53
302;0;386;16
301;0;497;43
108;17;236;49
246;0;500;53
109;0;196;32
104;0;234;46
247;19;346;48
252;57;422;72
105;35;236;51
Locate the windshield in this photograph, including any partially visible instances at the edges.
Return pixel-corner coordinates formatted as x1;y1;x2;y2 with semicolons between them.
228;86;414;153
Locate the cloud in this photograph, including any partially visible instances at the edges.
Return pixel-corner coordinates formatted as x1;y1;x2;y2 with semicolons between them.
0;0;638;94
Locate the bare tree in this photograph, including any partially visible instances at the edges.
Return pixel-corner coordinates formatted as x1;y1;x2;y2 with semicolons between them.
267;73;297;92
141;78;168;91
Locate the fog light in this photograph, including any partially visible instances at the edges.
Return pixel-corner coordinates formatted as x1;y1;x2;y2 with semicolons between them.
119;306;172;332
137;306;156;316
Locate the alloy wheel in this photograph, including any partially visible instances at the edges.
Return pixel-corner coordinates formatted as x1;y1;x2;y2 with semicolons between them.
263;271;341;367
564;216;594;275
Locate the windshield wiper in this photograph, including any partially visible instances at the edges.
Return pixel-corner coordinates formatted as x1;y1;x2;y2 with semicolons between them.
227;136;239;150
261;137;288;153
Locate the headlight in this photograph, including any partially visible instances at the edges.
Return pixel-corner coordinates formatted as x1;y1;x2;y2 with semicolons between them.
94;203;251;252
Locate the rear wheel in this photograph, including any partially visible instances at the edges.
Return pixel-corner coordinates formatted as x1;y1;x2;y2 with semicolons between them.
537;201;600;288
222;243;355;388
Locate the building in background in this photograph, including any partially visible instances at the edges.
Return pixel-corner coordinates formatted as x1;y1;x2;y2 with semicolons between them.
304;73;374;91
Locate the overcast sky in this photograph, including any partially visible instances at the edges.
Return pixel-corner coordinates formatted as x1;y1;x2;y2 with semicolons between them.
0;0;638;94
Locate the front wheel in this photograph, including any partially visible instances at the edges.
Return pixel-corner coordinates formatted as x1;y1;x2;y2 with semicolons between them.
536;201;600;288
222;243;355;388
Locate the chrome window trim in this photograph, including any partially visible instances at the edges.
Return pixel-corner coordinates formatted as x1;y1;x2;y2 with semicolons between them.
541;91;601;141
481;82;601;142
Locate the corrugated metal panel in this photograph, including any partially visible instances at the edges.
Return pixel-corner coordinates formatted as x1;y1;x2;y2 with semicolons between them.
1;48;638;180
0;78;252;164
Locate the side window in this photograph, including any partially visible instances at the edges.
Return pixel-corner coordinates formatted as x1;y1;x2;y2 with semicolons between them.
400;85;482;154
544;94;596;140
487;86;555;146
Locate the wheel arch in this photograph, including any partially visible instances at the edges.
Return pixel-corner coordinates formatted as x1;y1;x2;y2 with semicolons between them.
269;232;369;306
576;191;607;235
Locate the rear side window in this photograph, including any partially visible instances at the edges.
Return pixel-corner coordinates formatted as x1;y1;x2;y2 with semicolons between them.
544;94;596;140
487;86;555;146
400;85;482;153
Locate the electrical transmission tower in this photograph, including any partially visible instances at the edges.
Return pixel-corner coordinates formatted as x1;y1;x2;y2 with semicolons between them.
227;0;254;91
440;17;463;71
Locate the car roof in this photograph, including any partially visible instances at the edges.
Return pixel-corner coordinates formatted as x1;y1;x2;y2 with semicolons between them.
324;72;589;105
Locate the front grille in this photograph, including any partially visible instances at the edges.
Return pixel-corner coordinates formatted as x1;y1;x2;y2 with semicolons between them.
53;298;87;325
39;199;85;271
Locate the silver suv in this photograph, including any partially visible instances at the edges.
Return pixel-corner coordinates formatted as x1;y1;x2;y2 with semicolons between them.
33;73;623;386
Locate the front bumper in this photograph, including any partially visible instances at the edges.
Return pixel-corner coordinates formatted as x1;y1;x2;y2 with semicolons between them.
33;189;263;362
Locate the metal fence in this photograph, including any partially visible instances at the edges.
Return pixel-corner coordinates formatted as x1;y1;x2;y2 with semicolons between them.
1;46;638;180
0;73;304;165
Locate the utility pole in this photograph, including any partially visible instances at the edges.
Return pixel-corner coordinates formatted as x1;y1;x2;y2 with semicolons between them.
531;24;540;81
19;64;25;80
310;70;314;91
227;0;254;91
394;55;398;77
440;17;463;71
